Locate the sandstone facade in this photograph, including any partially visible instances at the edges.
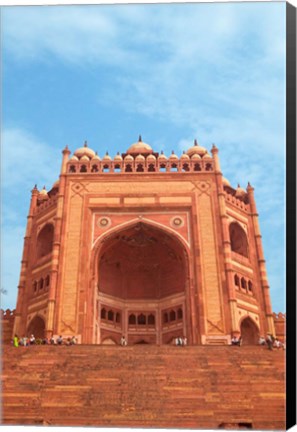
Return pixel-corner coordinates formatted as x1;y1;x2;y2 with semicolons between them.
13;137;276;345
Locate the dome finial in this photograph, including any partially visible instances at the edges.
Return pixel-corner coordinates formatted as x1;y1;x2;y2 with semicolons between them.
84;140;88;148
194;139;198;146
138;135;142;142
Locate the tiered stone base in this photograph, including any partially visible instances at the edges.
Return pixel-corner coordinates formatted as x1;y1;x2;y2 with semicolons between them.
1;345;285;429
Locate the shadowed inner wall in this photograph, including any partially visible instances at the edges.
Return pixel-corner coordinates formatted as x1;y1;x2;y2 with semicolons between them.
97;223;188;344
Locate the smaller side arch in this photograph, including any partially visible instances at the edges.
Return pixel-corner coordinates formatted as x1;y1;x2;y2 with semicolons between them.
229;222;249;258
36;223;54;260
27;314;46;339
239;315;260;345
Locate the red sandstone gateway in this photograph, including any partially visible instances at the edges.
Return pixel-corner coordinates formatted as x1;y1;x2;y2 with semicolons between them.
13;137;280;346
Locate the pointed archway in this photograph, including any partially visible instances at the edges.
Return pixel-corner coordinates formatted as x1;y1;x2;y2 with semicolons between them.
95;221;191;345
27;315;45;339
240;317;259;345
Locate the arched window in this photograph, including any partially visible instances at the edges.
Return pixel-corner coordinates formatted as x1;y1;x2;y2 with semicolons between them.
177;308;183;320
91;165;98;172
163;312;168;323
103;164;110;172
107;310;114;321
125;164;132;172
148;164;155;172
129;314;136;325
229;222;249;258
69;165;76;173
159;164;166;172
241;277;247;289
234;274;240;287
169;310;176;321
115;312;121;323
36;224;54;259
101;308;106;319
136;164;144;172
182;164;190;172
138;313;146;325
205;163;213;171
80;165;87;173
194;163;201;172
39;278;44;290
170;164;178;172
45;275;50;288
33;281;38;293
248;281;253;292
148;314;155;325
114;164;121;173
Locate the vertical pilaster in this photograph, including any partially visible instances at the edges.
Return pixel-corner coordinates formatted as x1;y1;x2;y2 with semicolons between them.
247;183;275;336
211;145;239;335
45;146;70;337
13;185;39;337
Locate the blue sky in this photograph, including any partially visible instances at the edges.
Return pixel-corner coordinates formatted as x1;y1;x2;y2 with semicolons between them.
1;2;286;312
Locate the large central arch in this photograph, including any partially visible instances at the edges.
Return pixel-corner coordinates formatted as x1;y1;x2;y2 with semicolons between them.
94;222;191;345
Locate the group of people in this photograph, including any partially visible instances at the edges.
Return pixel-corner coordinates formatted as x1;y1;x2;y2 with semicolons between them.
231;333;285;350
231;335;242;346
175;336;187;346
12;334;77;347
259;334;285;350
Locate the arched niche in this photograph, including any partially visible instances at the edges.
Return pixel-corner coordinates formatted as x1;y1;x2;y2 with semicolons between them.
240;316;259;345
36;223;54;260
27;315;46;339
229;222;249;258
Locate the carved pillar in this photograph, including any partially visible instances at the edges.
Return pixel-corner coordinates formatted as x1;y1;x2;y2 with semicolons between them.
247;183;275;336
211;145;238;335
45;146;70;337
13;186;39;337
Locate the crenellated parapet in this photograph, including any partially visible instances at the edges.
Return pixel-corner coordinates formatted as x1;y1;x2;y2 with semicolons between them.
273;312;286;342
1;309;16;343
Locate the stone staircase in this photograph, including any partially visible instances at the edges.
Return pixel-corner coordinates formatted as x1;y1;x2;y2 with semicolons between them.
1;344;286;429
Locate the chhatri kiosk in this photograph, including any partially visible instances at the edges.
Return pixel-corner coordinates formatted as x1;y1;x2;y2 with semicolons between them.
13;137;275;345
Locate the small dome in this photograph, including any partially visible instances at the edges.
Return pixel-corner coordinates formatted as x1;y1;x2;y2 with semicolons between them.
127;135;153;155
135;154;145;162
158;151;167;161
74;141;96;159
80;155;90;162
235;184;246;197
38;186;48;200
186;139;207;157
147;154;156;162
203;153;212;159
69;155;79;162
92;152;101;161
102;152;112;161
191;153;202;160
169;151;179;160
114;152;123;162
222;177;231;187
124;154;134;162
180;151;190;160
